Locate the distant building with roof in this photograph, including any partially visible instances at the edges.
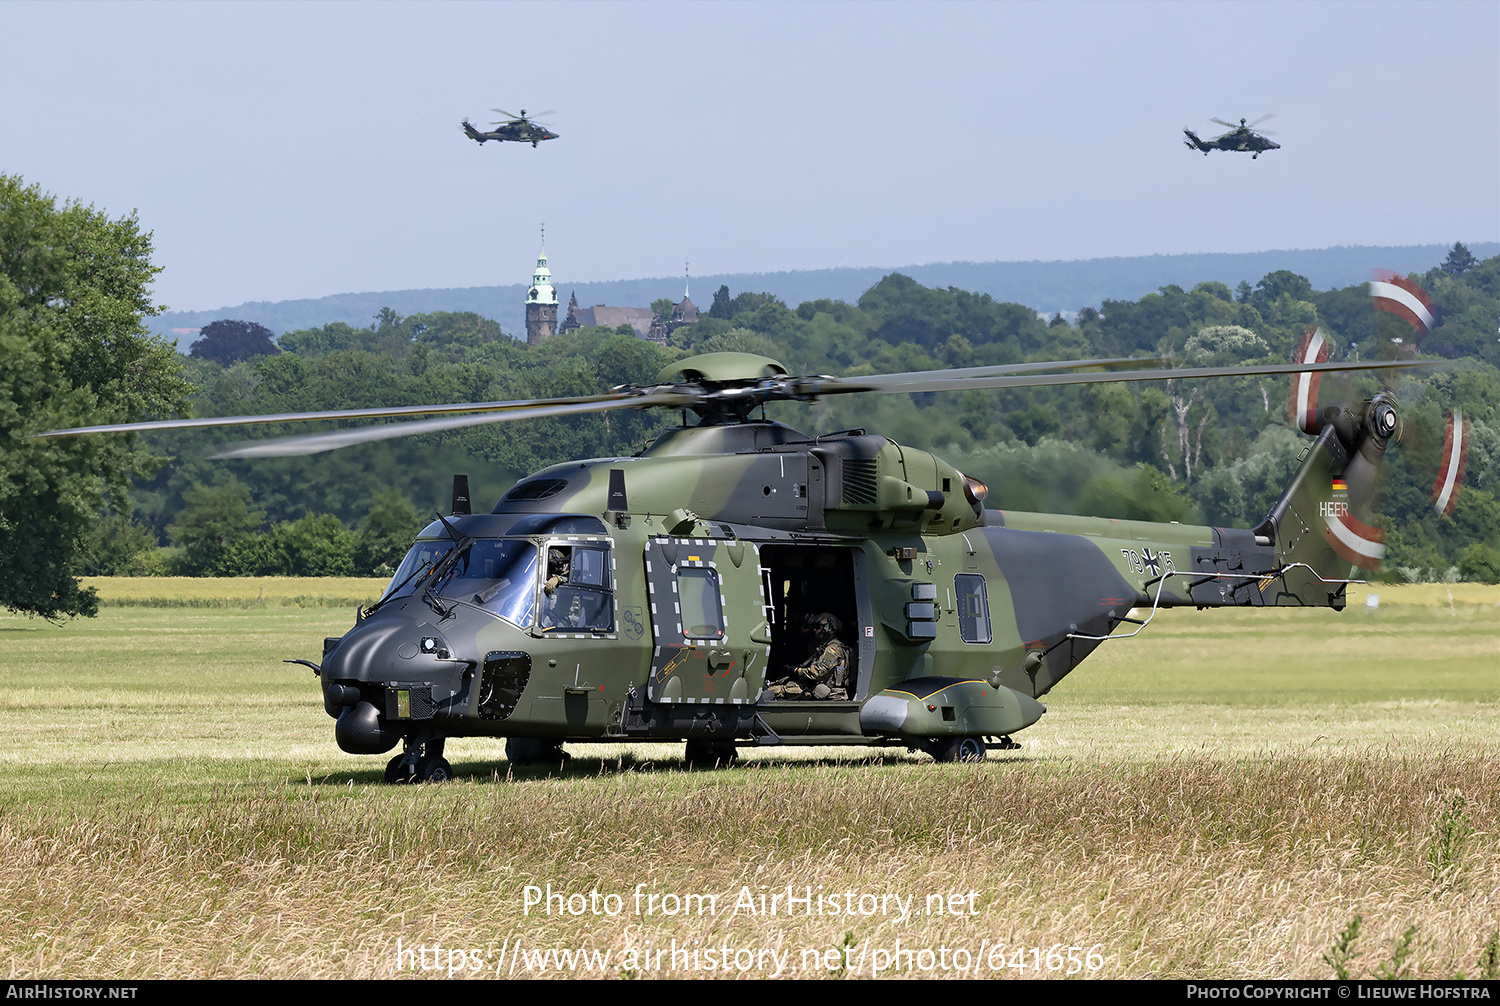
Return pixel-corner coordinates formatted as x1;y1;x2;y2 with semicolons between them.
559;299;659;340
534;251;699;346
524;243;559;346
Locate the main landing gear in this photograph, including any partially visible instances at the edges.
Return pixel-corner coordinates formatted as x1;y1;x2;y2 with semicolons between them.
684;738;739;769
920;735;1021;763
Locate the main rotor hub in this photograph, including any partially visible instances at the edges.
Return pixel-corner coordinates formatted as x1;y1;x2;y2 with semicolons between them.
652;353;804;424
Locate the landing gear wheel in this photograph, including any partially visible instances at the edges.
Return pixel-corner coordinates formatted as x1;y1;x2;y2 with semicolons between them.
417;756;452;783
506;737;571;767
386;737;446;783
385;754;414;784
684;739;738;768
928;736;987;763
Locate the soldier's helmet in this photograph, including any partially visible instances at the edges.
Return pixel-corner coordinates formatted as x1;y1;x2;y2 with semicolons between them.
808;612;841;642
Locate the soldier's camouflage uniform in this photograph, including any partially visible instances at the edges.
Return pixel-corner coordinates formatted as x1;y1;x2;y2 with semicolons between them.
768;638;852;700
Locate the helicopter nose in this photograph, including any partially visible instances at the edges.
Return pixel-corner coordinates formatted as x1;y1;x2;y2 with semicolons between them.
321;612;421;686
319;609;469;712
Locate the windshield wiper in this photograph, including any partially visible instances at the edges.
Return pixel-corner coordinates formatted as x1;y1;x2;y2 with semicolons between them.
422;514;474;617
363;555;438;618
362;514;472;619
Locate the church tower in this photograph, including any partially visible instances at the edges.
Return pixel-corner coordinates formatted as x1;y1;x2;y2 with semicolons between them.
524;239;558;346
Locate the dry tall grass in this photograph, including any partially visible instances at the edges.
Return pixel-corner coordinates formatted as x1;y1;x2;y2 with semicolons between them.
1;754;1494;978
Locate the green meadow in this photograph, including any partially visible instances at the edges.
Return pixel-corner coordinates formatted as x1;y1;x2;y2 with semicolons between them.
0;579;1495;979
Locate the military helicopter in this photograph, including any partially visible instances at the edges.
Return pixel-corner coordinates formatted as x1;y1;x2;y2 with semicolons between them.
462;108;559;148
42;350;1433;781
1183;116;1280;158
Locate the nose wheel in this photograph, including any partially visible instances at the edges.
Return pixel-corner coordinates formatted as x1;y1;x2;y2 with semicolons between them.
384;736;450;783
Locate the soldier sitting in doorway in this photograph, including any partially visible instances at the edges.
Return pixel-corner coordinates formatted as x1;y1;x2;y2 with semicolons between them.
766;612;851;701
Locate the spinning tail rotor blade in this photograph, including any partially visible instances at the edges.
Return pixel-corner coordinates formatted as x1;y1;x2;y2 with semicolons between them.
1362;270;1468;517
1287;326;1332;434
1431;409;1470;517
1370;269;1437;340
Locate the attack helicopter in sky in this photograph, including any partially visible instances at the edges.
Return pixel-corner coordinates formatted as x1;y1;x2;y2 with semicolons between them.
1184;115;1280;158
41;350;1434;781
462;108;559;148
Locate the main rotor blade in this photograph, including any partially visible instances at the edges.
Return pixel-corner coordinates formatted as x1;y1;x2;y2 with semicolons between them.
815;356;1165;394
33;392;668;440
1250;113;1277;126
211;391;688;458
801;358;1437;398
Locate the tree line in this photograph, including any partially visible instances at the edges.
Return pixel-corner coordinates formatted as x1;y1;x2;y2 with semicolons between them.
3;169;1496;618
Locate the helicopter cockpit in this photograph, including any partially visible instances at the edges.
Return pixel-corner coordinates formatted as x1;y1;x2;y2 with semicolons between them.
378;535;615;634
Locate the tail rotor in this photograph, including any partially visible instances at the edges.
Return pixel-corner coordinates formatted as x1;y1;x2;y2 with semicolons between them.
1430;408;1470;518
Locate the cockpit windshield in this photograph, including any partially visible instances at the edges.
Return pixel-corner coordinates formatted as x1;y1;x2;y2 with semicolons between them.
382;539;538;628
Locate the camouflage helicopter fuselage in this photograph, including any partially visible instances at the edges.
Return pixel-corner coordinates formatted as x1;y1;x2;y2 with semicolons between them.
317;400;1379;772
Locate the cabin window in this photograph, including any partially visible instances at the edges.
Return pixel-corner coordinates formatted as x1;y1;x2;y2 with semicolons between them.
677;567;725;640
955;573;991;644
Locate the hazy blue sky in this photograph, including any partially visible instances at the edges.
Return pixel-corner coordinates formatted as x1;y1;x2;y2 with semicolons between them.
3;1;1495;312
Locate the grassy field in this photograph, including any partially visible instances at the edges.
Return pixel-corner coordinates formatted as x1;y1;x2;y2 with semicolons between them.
0;580;1495;979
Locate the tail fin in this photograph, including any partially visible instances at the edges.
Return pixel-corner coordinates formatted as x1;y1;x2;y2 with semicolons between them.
461;120;486;143
1253;394;1400;601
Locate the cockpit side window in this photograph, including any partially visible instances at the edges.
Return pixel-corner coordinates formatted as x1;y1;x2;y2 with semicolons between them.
539;543;613;633
570;547;607;587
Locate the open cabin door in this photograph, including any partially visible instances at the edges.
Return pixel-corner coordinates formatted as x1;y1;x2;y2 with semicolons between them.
757;544;872;701
644;536;772;705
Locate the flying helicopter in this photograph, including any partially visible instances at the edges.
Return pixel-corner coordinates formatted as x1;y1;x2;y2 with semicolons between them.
1183;116;1280;158
462;108;559;148
41;350;1435;781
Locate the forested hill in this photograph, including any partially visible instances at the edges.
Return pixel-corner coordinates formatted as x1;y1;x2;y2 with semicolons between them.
99;244;1499;586
152;243;1497;345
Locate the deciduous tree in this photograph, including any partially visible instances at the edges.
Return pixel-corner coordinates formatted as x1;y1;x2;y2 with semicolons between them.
0;175;191;616
189;319;280;366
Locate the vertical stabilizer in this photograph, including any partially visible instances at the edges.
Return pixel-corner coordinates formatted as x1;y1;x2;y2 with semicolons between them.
1254;396;1399;602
